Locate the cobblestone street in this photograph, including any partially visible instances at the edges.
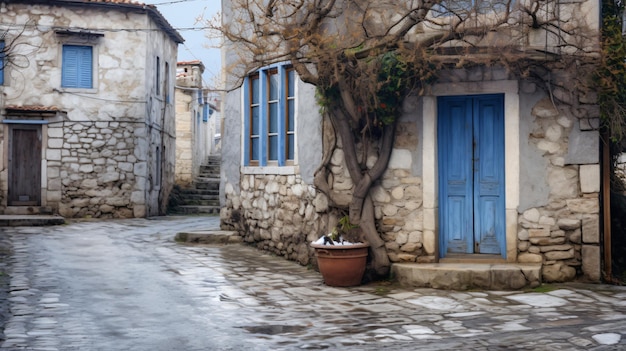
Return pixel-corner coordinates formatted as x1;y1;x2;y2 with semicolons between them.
0;216;624;350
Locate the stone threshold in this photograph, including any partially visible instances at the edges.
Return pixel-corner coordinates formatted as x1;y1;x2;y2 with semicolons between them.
391;262;542;290
174;230;243;245
0;215;66;227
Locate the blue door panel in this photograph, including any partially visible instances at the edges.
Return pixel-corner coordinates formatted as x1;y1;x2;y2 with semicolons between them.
474;96;505;255
438;94;505;257
444;197;472;252
438;97;473;255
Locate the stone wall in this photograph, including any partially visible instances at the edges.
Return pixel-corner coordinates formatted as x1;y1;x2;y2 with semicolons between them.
515;93;601;282
51;121;146;218
221;174;322;266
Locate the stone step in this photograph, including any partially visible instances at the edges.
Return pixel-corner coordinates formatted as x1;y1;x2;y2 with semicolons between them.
178;194;219;201
0;215;65;226
195;176;221;182
179;188;218;195
194;182;219;190
178;199;220;206
391;262;542;290
172;205;221;215
175;230;242;245
198;169;220;178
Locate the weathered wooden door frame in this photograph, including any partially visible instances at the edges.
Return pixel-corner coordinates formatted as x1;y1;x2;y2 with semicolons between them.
7;123;43;206
421;80;520;263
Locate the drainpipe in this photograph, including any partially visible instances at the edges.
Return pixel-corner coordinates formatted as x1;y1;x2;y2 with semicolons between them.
601;129;612;281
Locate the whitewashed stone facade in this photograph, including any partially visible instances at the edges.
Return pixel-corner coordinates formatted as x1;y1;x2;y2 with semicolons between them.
221;70;602;284
0;1;182;218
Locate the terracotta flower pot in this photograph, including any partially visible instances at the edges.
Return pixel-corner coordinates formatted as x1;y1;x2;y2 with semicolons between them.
311;242;369;287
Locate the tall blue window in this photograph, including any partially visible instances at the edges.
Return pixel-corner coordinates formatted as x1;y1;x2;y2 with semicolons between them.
0;41;5;85
62;45;93;88
244;63;295;166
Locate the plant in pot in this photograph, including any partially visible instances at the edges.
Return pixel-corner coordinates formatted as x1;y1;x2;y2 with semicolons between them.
311;215;370;287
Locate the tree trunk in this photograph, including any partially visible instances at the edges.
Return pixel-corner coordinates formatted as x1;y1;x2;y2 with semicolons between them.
361;195;391;280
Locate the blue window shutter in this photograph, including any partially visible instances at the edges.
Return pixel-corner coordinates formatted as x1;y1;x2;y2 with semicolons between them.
62;45;92;88
277;66;287;166
78;46;93;88
259;69;267;167
243;77;250;166
203;104;208;122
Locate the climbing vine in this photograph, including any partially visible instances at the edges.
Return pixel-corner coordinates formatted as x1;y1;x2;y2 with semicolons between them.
597;0;626;141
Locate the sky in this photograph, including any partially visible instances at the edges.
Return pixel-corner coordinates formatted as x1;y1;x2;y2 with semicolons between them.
142;0;221;88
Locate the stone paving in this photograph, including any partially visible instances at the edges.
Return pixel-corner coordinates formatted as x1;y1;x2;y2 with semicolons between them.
0;216;625;350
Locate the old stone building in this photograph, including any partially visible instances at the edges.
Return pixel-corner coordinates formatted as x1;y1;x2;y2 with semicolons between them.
174;61;220;187
0;0;183;218
220;0;604;287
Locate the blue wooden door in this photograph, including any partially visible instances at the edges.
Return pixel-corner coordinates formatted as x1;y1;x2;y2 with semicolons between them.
438;94;505;257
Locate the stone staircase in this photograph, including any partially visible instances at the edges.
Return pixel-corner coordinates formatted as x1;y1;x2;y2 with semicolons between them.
169;156;221;215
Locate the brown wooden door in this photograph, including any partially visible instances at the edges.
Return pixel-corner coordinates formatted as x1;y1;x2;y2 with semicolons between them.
8;125;42;206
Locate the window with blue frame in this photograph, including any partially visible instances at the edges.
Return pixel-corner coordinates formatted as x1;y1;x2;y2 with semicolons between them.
62;45;93;89
0;41;5;85
432;0;510;16
244;64;295;166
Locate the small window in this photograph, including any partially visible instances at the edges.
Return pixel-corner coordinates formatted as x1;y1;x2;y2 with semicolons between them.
244;63;296;166
62;45;93;88
0;41;5;85
164;61;170;103
156;56;160;96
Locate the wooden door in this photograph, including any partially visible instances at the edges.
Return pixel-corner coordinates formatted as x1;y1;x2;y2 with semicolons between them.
438;94;505;257
8;125;42;206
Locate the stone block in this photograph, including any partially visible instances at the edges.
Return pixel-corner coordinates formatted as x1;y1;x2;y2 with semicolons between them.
539;244;573;252
391;186;404;200
492;266;527;290
400;242;421;252
529;236;566;245
46;191;62;202
47;178;62;191
580;165;600;193
582;245;601;282
566;198;599;214
542;262;576;282
388;149;412;169
47;149;61;161
544;249;575;260
423;230;435;255
565;128;599;165
548;167;579;198
523;208;541;222
557;218;580;230
568;229;582;244
528;228;550;237
518;252;543;263
133;205;146;218
582;216;599;244
532;98;560;118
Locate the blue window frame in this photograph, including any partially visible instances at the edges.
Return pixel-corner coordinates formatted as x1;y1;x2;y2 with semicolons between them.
0;41;5;85
433;0;510;16
243;63;295;166
62;45;93;88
